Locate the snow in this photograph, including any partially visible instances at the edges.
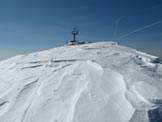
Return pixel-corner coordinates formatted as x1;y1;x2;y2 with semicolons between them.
0;42;162;122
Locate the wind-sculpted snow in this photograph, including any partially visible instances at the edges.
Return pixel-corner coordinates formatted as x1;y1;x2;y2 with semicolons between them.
0;42;162;122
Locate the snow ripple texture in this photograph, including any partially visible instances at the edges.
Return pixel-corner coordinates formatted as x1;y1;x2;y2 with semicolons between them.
0;42;162;122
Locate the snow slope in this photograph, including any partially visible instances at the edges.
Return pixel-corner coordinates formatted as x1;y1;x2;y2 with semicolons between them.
0;42;162;122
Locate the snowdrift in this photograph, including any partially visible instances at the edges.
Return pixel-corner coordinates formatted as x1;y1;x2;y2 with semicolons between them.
0;42;162;122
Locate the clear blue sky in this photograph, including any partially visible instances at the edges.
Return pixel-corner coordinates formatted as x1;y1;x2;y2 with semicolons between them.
0;0;162;60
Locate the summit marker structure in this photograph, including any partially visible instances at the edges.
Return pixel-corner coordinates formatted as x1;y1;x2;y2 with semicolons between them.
72;28;78;43
67;27;79;45
67;28;92;45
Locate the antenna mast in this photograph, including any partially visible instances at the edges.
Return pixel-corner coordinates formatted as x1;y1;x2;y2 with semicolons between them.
72;28;78;42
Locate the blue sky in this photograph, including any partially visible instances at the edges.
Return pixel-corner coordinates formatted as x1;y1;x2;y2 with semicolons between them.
0;0;162;60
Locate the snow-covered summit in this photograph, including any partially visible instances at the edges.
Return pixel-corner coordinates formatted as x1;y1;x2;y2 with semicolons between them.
0;42;162;122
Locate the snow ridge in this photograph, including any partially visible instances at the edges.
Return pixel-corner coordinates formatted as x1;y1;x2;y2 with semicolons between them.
0;42;162;122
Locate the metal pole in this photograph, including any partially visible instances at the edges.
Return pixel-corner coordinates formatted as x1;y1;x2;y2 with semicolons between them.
72;28;78;42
